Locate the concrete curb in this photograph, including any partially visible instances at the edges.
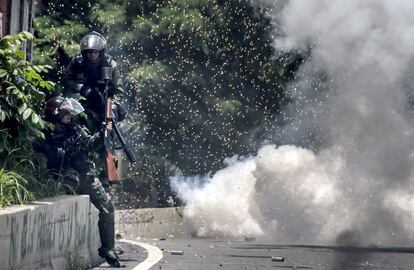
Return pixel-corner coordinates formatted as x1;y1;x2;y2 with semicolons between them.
115;207;189;239
0;195;103;270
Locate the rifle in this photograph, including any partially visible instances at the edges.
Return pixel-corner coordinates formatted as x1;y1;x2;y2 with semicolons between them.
102;67;120;183
112;120;136;163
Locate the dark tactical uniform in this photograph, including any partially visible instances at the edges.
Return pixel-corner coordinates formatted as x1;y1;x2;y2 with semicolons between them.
34;97;121;267
63;53;124;123
62;31;125;189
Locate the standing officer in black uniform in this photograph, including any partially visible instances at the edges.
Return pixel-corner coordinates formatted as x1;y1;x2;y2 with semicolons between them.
63;31;126;190
33;96;121;267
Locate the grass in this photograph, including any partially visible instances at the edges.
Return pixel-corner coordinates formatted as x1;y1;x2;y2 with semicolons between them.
0;152;74;208
67;247;86;270
0;168;32;207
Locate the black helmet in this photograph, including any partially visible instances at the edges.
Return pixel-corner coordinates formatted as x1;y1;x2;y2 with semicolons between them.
45;96;84;121
80;31;107;53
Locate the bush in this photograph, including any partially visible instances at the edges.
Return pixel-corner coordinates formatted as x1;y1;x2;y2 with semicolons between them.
0;32;62;207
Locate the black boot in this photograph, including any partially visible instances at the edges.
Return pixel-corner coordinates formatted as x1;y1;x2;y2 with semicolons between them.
99;247;121;267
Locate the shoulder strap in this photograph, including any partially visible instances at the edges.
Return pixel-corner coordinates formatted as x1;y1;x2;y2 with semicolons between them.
102;54;113;67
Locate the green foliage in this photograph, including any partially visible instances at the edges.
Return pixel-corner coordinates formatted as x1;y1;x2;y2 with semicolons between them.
30;173;76;199
32;1;102;87
0;32;68;207
0;168;32;207
0;148;71;208
0;32;54;165
0;149;68;208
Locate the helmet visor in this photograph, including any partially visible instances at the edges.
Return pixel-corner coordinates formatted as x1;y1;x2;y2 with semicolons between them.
60;98;84;116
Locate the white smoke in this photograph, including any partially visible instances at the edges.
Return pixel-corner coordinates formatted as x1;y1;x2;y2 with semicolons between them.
172;0;414;246
171;156;263;238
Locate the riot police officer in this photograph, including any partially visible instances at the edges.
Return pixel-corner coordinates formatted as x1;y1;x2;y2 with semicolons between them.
63;31;126;190
63;31;124;116
33;96;121;267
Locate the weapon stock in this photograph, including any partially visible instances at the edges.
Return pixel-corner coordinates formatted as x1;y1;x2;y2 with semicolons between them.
105;97;120;183
103;66;120;183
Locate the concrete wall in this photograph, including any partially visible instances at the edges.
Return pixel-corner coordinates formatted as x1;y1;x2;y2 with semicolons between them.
115;207;189;239
0;195;103;270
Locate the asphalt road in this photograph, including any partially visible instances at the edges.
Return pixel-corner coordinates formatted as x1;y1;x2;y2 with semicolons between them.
92;238;414;270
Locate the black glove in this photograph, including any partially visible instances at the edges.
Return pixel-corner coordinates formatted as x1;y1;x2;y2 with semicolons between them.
63;169;80;190
80;85;92;97
32;138;48;154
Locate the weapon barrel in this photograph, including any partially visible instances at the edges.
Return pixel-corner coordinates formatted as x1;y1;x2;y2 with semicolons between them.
112;121;137;163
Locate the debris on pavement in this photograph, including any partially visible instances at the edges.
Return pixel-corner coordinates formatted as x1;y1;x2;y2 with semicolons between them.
170;250;184;255
243;236;256;242
115;230;124;240
271;256;285;262
114;244;125;255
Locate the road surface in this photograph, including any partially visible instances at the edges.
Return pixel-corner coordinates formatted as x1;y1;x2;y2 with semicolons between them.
92;238;414;270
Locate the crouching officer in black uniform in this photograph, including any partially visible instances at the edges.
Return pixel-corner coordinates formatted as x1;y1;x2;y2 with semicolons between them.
33;96;121;267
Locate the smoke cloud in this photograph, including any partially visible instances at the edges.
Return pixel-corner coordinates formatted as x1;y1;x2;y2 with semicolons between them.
172;0;414;246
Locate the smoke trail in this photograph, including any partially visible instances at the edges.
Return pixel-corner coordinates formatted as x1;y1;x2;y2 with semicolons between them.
173;0;414;246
